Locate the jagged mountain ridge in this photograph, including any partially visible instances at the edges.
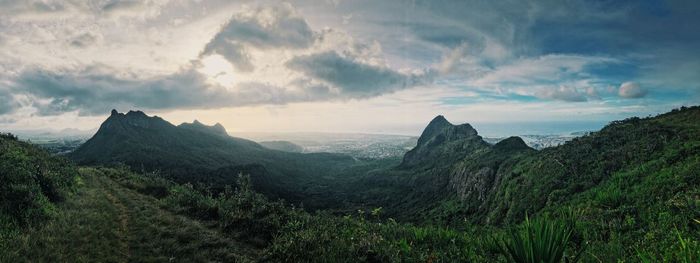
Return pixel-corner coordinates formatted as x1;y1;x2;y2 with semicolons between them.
178;119;229;137
400;115;491;168
69;110;370;203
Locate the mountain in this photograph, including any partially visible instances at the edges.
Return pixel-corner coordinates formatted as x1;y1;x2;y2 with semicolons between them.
178;119;229;137
69;110;377;205
362;106;700;231
400;115;489;168
354;116;534;222
71;110;264;167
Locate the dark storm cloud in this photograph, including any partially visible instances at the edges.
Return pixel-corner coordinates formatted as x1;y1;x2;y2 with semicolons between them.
8;53;434;116
14;68;237;115
10;63;417;116
201;4;315;72
286;51;433;98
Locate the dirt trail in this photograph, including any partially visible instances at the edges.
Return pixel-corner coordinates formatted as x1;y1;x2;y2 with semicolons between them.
102;185;131;259
9;169;259;262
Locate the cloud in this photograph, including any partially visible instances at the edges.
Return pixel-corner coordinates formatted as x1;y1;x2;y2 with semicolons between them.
101;0;143;13
1;2;438;117
0;0;164;19
535;86;588;102
10;61;423;116
1;0;696;124
0;88;19;114
618;82;647;98
286;51;433;98
69;32;100;48
473;55;616;87
0;116;16;124
12;67;236;115
460;55;619;102
201;3;315;72
437;43;470;74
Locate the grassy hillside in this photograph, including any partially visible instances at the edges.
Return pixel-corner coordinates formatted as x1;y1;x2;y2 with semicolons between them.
0;133;78;256
3;167;260;262
54;166;696;262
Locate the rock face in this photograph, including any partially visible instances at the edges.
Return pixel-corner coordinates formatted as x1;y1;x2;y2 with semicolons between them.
393;115;536;220
450;166;497;203
400;115;489;168
445;136;533;220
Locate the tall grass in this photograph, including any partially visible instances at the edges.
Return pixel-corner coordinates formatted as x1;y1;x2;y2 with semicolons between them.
638;229;700;263
492;215;583;263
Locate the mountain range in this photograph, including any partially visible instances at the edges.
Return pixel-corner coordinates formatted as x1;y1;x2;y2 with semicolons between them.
6;106;700;261
70;109;380;204
70;106;700;228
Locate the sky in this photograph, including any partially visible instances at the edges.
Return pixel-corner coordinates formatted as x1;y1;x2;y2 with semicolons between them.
0;0;698;136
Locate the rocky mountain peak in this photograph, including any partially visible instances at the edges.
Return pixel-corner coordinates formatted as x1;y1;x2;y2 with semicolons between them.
99;110;172;132
401;115;487;168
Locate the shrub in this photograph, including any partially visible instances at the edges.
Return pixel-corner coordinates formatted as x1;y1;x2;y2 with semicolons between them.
162;183;219;220
491;215;583;263
217;174;291;243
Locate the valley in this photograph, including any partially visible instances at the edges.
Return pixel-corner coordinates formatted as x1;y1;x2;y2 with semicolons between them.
2;106;699;262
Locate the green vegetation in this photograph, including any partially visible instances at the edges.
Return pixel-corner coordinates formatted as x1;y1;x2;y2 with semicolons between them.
68;110;387;209
1;133;78;258
92;166;697;262
3;167;260;262
2;106;699;261
491;215;582;263
97;166;491;262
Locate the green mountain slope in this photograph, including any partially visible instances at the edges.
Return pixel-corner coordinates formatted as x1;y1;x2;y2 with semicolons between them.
357;107;699;228
0;133;78;246
68;110;378;207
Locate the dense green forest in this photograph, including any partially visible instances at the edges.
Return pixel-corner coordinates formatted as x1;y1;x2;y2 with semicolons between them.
2;106;699;262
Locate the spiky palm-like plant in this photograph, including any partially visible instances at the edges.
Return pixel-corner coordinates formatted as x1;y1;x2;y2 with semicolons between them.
493;215;582;263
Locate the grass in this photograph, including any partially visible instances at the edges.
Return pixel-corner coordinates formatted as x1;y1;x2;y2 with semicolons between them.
491;215;583;263
3;168;260;262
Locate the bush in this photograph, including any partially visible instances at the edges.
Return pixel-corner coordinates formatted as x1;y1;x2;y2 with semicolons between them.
217;174;292;243
265;212;485;262
162;183;219;220
491;215;583;263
